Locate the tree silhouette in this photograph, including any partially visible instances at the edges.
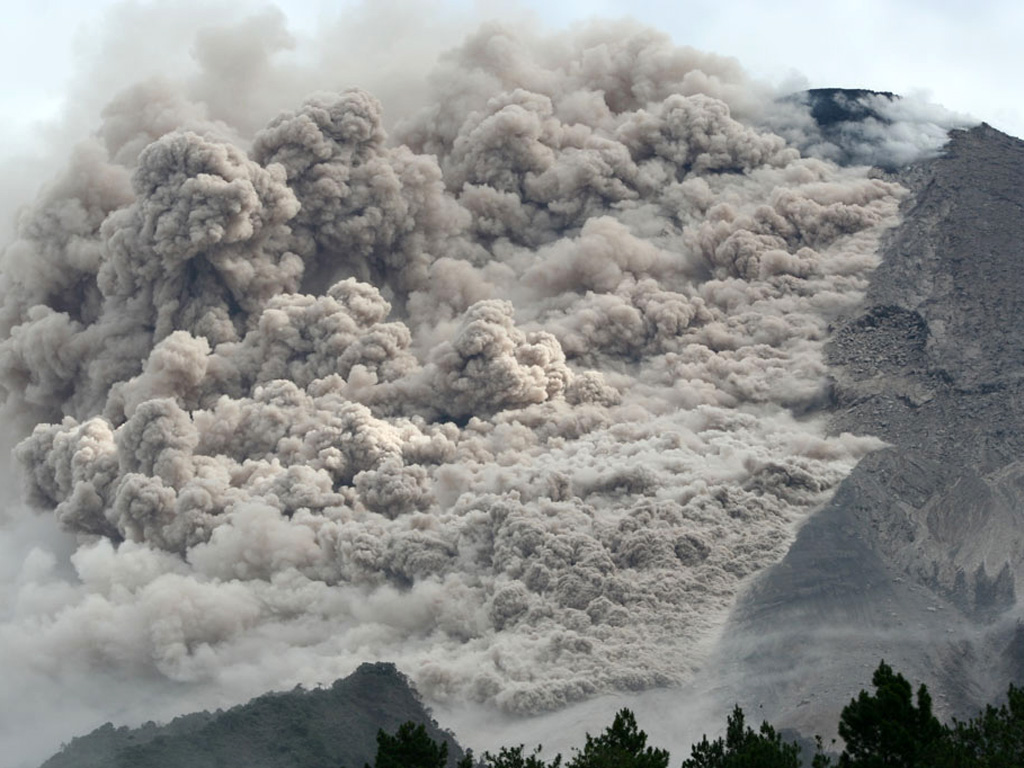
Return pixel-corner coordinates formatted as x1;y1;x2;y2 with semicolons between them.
370;722;448;768
682;704;801;768
837;661;945;768
483;743;562;768
946;683;1024;767
565;709;669;768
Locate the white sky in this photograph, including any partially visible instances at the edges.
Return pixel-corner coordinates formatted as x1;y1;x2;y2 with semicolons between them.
1;0;1022;154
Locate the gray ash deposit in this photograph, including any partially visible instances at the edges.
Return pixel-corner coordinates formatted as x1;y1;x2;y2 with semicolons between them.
715;123;1024;739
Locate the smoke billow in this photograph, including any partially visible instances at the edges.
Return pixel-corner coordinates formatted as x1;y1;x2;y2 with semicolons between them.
0;4;969;763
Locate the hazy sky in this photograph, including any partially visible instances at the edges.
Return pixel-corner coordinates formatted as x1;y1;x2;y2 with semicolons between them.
1;0;1022;157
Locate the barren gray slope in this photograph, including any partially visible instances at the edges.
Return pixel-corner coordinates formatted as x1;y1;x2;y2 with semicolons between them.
710;123;1024;737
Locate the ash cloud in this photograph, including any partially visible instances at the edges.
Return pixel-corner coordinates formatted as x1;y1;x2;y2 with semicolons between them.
0;4;934;764
764;87;976;169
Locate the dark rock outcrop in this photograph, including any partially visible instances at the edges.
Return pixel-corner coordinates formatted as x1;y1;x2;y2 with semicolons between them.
804;88;898;128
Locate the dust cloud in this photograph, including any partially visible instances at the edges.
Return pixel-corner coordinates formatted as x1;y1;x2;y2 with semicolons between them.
0;3;970;764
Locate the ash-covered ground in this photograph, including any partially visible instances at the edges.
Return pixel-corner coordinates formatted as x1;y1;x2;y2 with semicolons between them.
707;123;1024;743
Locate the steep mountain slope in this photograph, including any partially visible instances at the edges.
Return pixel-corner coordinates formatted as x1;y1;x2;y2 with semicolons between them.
716;123;1024;736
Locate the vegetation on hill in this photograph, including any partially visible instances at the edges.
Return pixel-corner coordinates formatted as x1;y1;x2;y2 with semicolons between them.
40;662;465;768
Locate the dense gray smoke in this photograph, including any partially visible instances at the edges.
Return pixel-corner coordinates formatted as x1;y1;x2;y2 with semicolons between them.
764;88;972;169
0;5;974;764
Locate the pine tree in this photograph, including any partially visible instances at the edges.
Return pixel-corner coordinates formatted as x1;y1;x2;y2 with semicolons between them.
946;683;1024;767
836;661;946;768
482;743;561;768
681;705;801;768
565;709;669;768
370;721;448;768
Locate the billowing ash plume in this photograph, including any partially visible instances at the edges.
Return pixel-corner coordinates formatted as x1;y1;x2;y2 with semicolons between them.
0;9;938;753
765;87;974;169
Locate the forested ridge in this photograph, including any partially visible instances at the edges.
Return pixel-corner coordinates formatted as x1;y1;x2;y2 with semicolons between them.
39;662;466;768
